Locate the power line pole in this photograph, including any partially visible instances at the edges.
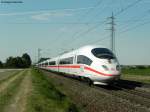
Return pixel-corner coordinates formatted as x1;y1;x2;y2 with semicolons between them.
38;48;41;64
107;12;115;53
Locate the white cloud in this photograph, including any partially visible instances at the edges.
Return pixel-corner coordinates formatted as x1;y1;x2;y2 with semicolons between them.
31;12;73;21
0;7;94;16
0;7;94;21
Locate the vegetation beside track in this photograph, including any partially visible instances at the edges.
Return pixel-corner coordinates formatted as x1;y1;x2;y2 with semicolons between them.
122;67;150;76
27;69;78;112
121;67;150;83
42;70;150;112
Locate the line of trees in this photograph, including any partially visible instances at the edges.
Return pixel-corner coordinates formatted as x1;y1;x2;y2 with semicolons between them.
0;53;31;68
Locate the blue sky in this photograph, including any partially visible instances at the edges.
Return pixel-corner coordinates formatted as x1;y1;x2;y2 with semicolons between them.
0;0;150;65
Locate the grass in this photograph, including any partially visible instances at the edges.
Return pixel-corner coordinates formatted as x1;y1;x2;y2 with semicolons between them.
0;70;26;111
122;68;150;76
121;68;150;83
0;71;20;84
27;68;78;112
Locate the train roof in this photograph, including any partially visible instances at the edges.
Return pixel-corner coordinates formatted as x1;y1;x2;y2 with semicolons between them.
58;45;106;56
39;45;108;63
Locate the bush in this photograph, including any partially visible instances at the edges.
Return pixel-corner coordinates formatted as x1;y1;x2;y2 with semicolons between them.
4;53;32;68
136;66;146;69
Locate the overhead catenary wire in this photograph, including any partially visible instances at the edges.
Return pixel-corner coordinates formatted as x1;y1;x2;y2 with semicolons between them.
54;0;107;53
65;0;144;50
23;0;147;57
116;8;150;38
64;1;111;48
69;20;106;41
47;0;105;51
40;0;149;60
120;19;150;35
66;0;104;38
76;0;104;22
117;9;150;32
114;0;143;16
43;0;148;58
64;5;112;49
28;0;145;56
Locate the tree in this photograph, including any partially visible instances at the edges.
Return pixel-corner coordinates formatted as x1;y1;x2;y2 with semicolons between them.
22;53;32;67
5;56;15;68
15;57;26;68
4;53;32;68
0;61;3;68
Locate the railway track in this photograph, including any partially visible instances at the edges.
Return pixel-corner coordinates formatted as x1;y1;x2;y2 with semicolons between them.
94;80;150;110
93;85;150;110
81;78;150;110
42;70;150;111
113;81;150;99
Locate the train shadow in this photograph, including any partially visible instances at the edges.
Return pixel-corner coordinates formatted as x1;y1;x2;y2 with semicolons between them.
96;79;144;91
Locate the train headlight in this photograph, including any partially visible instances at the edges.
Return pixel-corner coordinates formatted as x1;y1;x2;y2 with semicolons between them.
102;65;109;71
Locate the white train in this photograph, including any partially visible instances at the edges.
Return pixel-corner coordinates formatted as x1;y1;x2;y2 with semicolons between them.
37;45;121;85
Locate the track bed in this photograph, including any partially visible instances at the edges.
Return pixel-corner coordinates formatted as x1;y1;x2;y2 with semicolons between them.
42;70;150;112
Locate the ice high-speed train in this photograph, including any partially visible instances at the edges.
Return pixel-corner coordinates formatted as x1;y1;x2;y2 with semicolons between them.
37;45;121;85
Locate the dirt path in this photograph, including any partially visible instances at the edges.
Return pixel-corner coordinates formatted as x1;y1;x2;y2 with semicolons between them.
0;70;25;93
3;69;32;112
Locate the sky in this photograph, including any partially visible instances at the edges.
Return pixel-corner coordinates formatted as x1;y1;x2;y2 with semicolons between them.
0;0;150;65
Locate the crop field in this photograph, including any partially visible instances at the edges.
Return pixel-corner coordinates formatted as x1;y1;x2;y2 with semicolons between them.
0;69;78;112
0;68;150;112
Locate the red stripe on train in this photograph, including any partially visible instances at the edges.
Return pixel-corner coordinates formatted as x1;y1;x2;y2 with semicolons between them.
84;66;113;76
47;65;80;68
47;65;113;76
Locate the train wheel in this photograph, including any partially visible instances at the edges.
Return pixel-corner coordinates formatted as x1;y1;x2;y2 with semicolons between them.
86;78;93;86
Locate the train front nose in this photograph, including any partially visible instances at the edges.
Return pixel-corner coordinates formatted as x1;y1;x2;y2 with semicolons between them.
102;63;121;74
102;64;121;80
109;65;121;76
92;65;121;84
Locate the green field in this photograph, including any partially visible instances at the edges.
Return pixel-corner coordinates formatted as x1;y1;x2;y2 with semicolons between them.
121;67;150;83
27;69;78;112
0;69;78;112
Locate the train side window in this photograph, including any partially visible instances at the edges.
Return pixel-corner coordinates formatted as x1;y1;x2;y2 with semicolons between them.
59;60;64;64
68;57;73;64
45;62;48;66
91;48;115;59
59;57;73;64
77;55;92;66
49;61;56;65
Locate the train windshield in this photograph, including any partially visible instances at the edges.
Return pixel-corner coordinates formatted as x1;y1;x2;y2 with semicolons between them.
91;48;115;59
